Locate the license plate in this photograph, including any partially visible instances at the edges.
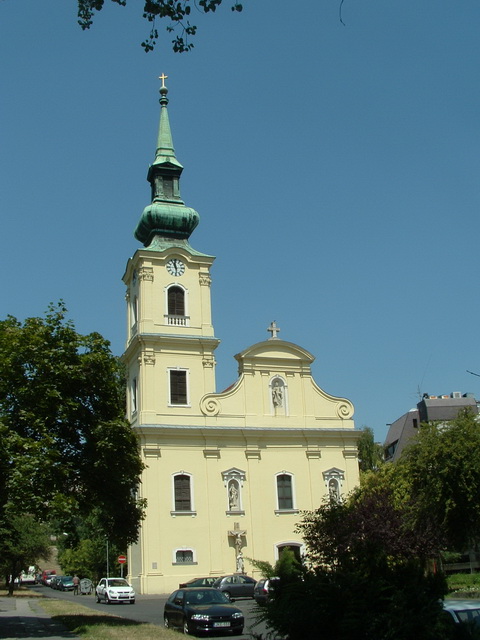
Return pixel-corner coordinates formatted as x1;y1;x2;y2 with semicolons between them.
214;622;231;627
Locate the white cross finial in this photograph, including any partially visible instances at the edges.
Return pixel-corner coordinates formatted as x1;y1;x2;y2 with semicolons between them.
267;321;280;340
159;73;168;88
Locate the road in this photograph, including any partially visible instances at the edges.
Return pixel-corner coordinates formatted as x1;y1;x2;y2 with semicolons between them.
29;584;271;638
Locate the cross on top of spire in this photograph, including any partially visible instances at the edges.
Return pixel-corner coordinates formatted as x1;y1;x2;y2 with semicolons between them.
159;73;168;89
267;321;280;340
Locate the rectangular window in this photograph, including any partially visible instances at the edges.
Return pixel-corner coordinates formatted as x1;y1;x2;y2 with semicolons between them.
175;549;194;563
170;370;187;405
174;475;191;511
277;474;293;510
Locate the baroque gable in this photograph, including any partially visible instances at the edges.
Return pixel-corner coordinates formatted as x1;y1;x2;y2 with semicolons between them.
200;339;354;428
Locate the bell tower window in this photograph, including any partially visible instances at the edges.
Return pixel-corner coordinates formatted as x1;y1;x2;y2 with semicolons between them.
166;285;189;326
168;286;184;315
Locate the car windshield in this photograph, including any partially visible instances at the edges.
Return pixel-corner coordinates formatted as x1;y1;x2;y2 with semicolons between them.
185;590;230;605
455;609;480;625
107;579;129;587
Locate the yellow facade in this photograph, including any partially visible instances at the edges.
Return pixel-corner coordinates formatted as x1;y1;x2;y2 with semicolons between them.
123;84;360;595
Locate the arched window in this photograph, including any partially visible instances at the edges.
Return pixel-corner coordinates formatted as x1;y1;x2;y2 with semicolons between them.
131;377;138;414
131;295;138;330
173;474;192;512
168;286;185;317
276;543;302;562
276;473;294;510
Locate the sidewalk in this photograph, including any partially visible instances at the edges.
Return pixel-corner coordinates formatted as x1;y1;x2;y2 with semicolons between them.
0;598;78;639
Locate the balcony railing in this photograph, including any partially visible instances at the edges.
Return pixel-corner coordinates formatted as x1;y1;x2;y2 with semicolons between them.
166;315;189;327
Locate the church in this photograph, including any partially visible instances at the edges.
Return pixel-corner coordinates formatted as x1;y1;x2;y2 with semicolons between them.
123;77;360;595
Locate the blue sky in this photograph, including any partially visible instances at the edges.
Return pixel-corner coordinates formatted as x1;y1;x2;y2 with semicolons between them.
2;0;480;442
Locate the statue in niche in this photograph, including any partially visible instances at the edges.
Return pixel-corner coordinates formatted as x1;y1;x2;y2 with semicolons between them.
228;481;240;510
272;379;284;408
329;479;340;501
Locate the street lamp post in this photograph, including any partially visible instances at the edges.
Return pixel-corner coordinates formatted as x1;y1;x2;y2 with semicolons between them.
106;538;109;578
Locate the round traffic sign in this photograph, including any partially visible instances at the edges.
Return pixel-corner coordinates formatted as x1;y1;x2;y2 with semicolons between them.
118;555;127;564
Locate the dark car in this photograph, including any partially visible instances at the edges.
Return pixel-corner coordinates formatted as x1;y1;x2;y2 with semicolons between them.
212;574;256;599
164;587;244;636
50;575;63;589
179;576;217;589
253;577;279;605
57;576;75;591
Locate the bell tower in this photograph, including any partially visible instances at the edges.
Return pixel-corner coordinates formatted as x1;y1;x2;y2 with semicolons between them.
122;76;219;428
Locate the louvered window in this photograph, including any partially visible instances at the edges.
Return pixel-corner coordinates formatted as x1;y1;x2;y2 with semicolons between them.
174;474;191;511
277;474;293;510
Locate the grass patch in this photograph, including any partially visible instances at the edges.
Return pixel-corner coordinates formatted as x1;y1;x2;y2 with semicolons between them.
446;572;480;598
0;586;42;597
40;598;178;639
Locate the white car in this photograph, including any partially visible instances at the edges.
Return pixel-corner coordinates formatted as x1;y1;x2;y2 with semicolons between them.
95;577;135;604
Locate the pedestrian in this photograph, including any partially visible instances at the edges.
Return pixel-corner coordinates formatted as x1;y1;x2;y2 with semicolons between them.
73;574;80;595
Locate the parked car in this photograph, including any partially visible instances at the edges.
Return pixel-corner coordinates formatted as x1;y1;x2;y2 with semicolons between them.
443;599;480;627
19;567;37;585
212;574;256;599
164;587;244;636
95;577;135;604
179;576;217;589
41;570;56;586
50;575;63;589
57;576;75;591
253;577;279;605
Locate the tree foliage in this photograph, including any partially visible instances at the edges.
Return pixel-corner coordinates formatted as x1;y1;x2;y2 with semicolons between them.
0;514;50;595
0;303;145;551
77;0;244;52
395;409;480;551
300;486;442;572
357;425;384;474
259;410;480;639
57;510;126;582
260;493;451;640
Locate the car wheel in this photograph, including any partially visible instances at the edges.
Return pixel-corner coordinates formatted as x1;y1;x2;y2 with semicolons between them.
105;594;110;604
96;593;100;603
130;599;135;605
231;628;244;636
183;620;190;635
164;615;170;628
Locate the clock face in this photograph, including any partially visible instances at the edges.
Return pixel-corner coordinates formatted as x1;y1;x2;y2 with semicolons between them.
166;259;185;277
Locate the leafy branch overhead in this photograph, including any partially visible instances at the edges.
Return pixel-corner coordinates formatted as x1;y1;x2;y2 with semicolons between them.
77;0;244;52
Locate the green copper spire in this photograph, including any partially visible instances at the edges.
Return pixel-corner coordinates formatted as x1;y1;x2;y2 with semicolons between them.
134;75;200;247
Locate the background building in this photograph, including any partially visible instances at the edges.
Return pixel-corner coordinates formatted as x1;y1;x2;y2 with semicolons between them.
124;81;360;595
384;392;478;462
